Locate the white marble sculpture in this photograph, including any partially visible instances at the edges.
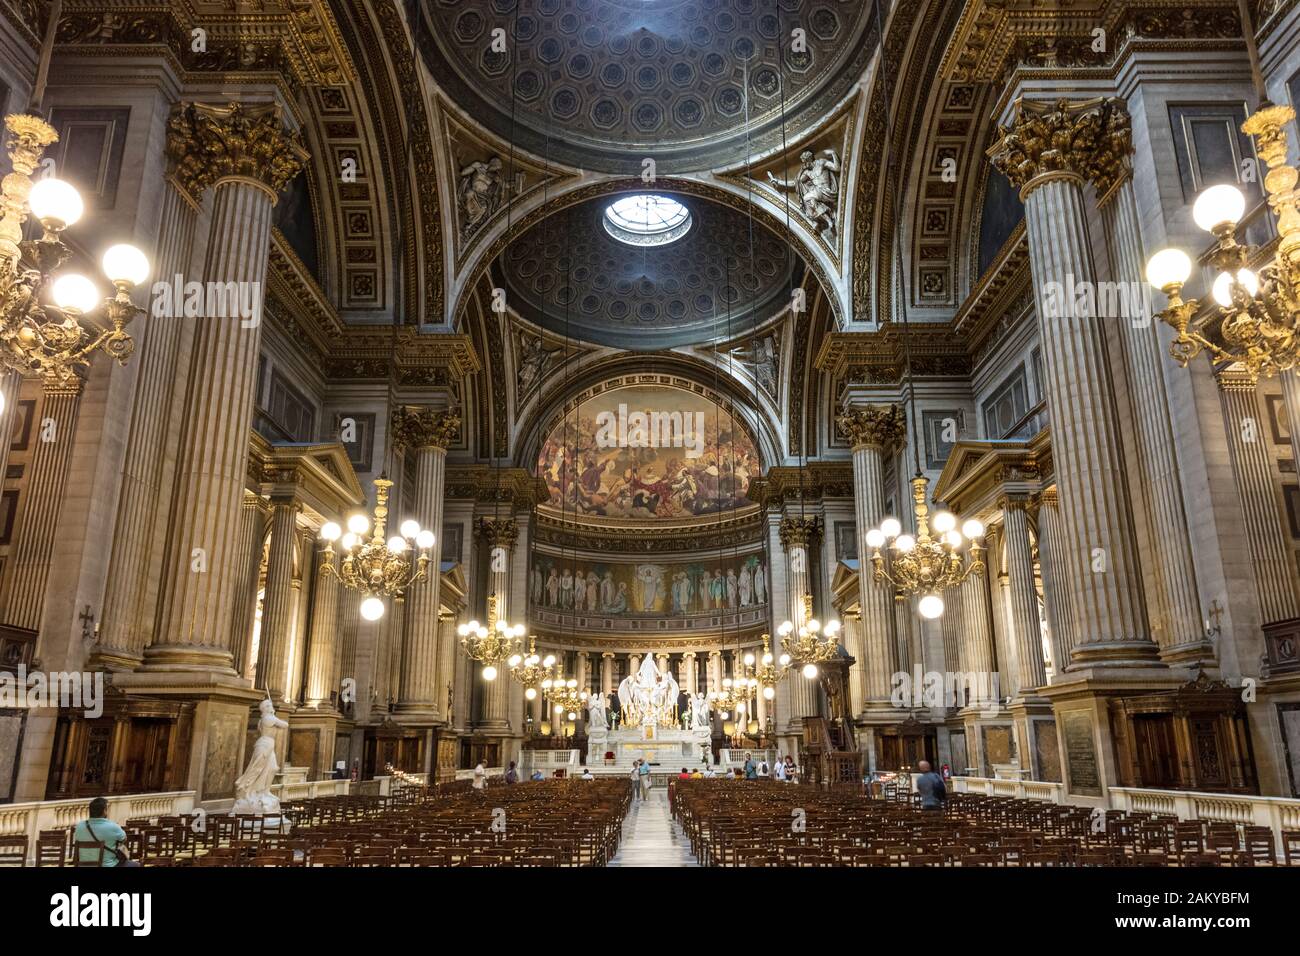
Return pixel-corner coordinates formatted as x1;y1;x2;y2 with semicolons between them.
587;694;607;732
617;654;680;727
232;698;288;816
690;692;711;732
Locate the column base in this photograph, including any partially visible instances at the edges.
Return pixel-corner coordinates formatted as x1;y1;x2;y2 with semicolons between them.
85;648;144;671
1159;640;1217;668
1066;639;1164;668
137;643;240;675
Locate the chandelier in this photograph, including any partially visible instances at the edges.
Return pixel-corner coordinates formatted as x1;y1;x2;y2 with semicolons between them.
543;665;588;722
777;594;842;679
752;633;787;702
508;635;556;702
319;476;435;621
1145;104;1300;380
864;474;985;619
458;594;525;681
0;114;150;386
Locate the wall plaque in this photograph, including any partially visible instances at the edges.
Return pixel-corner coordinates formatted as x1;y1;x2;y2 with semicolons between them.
1062;710;1101;796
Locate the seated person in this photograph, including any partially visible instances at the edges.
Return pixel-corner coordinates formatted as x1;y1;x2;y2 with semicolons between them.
530;769;545;781
580;768;594;780
690;768;704;779
678;767;691;779
74;797;131;867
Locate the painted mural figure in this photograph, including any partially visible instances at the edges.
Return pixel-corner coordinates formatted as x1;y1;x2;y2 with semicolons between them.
574;573;587;612
600;572;616;610
726;569;739;608
710;571;724;609
739;563;753;606
586;572;599;611
546;569;558;606
560;568;573;608
754;561;767;605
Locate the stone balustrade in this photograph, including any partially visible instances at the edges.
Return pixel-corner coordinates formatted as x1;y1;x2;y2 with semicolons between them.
0;790;196;863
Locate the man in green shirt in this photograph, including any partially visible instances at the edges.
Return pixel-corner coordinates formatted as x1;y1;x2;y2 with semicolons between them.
73;797;129;867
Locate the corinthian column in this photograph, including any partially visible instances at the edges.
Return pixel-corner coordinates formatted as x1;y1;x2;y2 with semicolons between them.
477;517;518;730
95;130;204;669
1097;128;1209;664
601;652;614;695
144;102;307;672
780;515;822;720
255;497;300;705
1;378;82;632
1001;496;1046;692
1217;370;1300;623
988;97;1159;666
837;403;906;715
229;492;269;679
392;406;458;719
303;540;341;710
1032;489;1077;676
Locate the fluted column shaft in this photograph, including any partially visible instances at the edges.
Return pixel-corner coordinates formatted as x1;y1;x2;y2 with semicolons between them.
781;517;821;720
229;493;268;679
959;570;997;680
1101;176;1208;661
255;498;299;703
337;595;362;710
304;541;340;709
96;180;200;667
2;380;82;632
478;517;516;730
0;371;20;486
1218;371;1300;622
707;651;720;694
1002;499;1046;692
852;441;901;708
1034;490;1077;676
1021;174;1156;663
147;177;278;672
601;652;613;695
397;439;448;716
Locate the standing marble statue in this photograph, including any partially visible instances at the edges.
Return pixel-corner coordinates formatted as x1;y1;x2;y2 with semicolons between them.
458;156;503;235
767;148;840;242
587;694;607;732
690;692;711;732
232;698;289;815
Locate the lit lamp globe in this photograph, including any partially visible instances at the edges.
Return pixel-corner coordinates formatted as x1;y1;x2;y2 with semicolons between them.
802;663;818;679
1145;248;1192;291
525;687;537;700
416;530;435;549
399;519;420;539
320;521;341;542
340;532;358;550
744;652;755;667
932;511;957;534
865;528;886;549
961;518;985;540
28;178;84;228
101;243;150;287
763;685;775;700
894;534;916;553
51;274;100;315
1192;183;1246;233
482;665;498;681
386;535;408;552
1211;268;1259;307
507;653;523;668
879;517;902;539
347;513;369;535
360;596;385;621
918;593;945;619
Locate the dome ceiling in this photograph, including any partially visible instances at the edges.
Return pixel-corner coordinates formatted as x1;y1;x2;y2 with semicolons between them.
417;0;878;173
499;193;798;349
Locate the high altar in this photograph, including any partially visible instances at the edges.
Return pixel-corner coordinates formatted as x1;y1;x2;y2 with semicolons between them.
587;656;712;768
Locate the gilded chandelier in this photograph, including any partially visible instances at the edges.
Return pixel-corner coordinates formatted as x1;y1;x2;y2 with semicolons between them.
1145;104;1300;380
319;476;434;622
751;634;786;701
508;635;556;702
777;594;842;679
0;114;150;386
865;474;985;619
458;594;525;681
543;665;588;721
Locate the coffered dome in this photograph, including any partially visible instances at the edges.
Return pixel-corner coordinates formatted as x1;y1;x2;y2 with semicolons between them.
416;0;877;173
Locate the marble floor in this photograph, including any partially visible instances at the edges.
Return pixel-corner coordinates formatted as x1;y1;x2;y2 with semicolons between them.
608;786;700;867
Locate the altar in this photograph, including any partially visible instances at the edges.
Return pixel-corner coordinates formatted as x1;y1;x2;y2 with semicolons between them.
588;726;713;770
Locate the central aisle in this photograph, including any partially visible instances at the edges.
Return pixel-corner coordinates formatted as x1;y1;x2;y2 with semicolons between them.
608;785;700;867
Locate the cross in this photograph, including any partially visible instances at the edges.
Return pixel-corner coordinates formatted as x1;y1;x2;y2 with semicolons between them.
1205;600;1224;636
79;605;96;641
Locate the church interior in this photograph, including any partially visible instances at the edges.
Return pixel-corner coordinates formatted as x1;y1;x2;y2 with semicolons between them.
1;0;1300;882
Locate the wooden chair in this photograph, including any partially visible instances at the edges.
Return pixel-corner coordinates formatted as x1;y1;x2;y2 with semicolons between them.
0;835;27;866
1281;830;1300;865
36;830;67;866
72;839;108;867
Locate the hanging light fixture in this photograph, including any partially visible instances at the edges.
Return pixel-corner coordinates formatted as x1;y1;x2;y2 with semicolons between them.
508;634;556;702
544;662;588;722
458;594;525;680
1145;5;1299;380
752;633;786;702
777;594;842;679
318;477;435;621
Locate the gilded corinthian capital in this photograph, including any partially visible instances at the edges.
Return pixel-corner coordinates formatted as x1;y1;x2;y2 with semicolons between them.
779;515;822;549
166;101;309;203
987;97;1132;199
391;405;460;451
836;403;906;450
475;517;519;550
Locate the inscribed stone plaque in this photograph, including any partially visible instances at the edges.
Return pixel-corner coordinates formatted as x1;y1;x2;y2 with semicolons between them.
203;712;244;800
1280;706;1300;796
981;725;1012;776
0;711;24;800
1062;711;1101;796
1034;718;1062;783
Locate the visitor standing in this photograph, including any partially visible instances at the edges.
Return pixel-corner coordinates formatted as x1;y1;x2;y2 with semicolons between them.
638;758;652;799
505;761;518;784
743;753;757;780
472;762;487;791
774;758;787;782
916;760;947;811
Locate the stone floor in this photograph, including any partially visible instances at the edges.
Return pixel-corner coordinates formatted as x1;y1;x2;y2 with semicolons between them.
607;785;699;867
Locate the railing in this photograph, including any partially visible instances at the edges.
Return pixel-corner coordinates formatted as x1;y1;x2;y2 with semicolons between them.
949;776;1065;802
519;750;579;774
0;790;197;863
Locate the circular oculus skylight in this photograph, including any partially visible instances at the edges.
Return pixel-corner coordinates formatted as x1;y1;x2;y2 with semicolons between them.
603;194;692;247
